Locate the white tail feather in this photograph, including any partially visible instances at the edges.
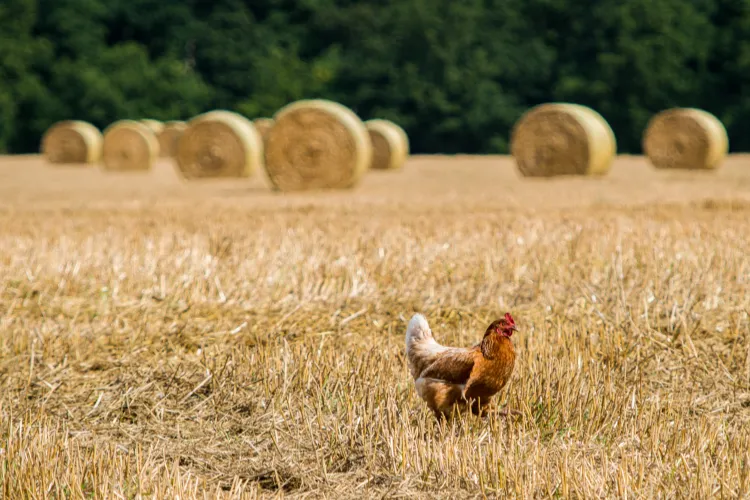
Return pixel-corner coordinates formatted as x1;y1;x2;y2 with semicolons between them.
405;313;432;347
405;313;449;379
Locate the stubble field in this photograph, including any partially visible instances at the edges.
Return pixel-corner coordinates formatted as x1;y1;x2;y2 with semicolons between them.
1;154;749;498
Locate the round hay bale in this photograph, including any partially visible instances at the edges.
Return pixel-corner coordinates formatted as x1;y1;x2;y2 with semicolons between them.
254;118;274;143
264;99;372;191
41;120;103;164
510;103;617;177
175;110;263;179
365;119;409;170
140;119;164;135
158;120;187;158
101;120;159;172
642;108;728;170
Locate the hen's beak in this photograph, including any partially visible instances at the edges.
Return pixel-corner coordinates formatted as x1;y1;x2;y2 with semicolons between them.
510;325;518;332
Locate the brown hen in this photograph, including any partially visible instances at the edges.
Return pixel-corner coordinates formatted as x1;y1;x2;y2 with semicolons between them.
405;313;519;419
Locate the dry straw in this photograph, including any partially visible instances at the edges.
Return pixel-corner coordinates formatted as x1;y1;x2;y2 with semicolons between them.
158;121;187;158
41;120;103;165
642;108;728;170
365;119;410;170
264;99;372;191
101;120;159;172
511;103;617;177
175;110;263;179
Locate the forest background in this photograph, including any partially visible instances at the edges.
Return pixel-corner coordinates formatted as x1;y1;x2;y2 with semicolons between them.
1;0;747;154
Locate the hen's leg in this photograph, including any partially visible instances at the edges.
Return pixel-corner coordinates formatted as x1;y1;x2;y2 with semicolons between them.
470;397;495;417
469;398;522;418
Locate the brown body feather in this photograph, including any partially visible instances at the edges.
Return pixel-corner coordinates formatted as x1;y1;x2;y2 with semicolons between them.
406;314;517;418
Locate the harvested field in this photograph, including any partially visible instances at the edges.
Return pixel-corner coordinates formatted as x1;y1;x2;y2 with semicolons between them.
1;154;749;498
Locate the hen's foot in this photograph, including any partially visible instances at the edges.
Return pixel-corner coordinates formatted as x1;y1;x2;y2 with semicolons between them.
495;408;522;418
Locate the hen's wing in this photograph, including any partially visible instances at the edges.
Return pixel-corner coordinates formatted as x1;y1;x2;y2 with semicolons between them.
418;347;477;385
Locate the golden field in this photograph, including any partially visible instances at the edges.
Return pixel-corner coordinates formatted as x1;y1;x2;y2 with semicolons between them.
1;155;749;498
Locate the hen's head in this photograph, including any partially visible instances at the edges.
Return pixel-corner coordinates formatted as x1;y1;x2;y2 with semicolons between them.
485;313;518;338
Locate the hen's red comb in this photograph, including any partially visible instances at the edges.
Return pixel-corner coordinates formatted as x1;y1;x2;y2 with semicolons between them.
504;312;515;324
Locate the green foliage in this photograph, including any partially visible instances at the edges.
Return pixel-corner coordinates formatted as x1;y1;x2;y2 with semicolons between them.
0;0;748;153
0;0;50;152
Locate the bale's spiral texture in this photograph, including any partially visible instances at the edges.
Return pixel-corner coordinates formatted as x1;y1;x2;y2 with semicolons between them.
158;121;187;158
254;118;274;143
264;99;372;191
175;110;263;179
41;121;103;164
511;103;616;177
642;108;728;170
365;119;410;170
101;120;159;172
140;119;164;135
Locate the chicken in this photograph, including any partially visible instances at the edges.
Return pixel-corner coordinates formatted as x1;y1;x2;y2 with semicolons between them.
405;312;519;419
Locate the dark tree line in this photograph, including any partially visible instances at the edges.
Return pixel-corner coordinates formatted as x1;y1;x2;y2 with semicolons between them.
1;0;749;154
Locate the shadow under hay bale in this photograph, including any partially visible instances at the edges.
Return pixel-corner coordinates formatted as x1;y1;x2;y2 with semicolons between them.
264;99;372;191
101;120;159;172
365;119;409;171
511;103;616;177
41;120;103;165
642;108;728;171
175;110;263;179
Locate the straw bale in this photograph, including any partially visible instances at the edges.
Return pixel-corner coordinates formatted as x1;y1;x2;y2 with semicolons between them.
254;118;274;143
175;110;262;179
101;120;159;172
264;99;372;191
365;119;409;170
41;120;102;164
140;119;164;135
642;108;728;170
158;121;187;158
511;103;616;177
